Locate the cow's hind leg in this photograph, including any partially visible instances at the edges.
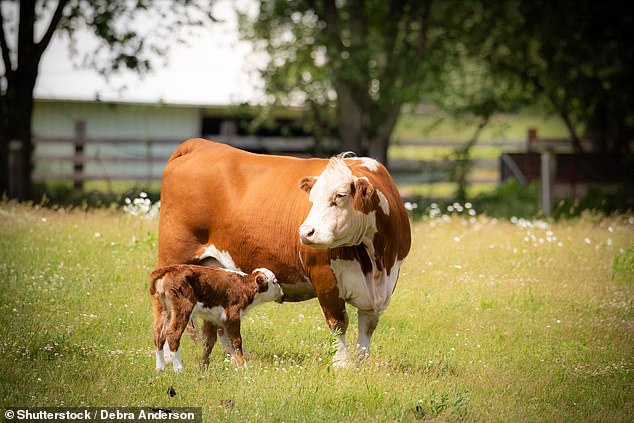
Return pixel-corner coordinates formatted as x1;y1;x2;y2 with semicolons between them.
356;309;380;361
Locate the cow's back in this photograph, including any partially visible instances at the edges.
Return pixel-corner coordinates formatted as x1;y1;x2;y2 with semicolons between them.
158;139;327;291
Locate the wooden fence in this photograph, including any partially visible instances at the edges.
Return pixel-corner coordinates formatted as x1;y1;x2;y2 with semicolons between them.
32;135;502;189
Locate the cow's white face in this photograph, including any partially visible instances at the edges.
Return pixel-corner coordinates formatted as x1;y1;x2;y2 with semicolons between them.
298;158;377;249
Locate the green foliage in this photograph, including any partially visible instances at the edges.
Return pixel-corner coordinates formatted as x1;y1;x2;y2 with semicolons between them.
239;0;431;159
56;1;214;76
436;0;634;152
325;327;342;373
553;186;634;220
31;182;160;210
466;179;540;219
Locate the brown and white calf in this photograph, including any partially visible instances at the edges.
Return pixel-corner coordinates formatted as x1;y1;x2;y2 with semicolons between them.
150;265;283;371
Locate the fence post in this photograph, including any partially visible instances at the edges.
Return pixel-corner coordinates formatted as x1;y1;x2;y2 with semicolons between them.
8;140;24;199
540;149;556;216
527;127;538;152
74;121;86;192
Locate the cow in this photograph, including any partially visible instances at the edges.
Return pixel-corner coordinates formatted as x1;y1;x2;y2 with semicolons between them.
150;265;283;371
158;138;411;366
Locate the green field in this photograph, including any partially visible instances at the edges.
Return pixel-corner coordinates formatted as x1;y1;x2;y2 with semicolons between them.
393;110;570;143
1;203;632;421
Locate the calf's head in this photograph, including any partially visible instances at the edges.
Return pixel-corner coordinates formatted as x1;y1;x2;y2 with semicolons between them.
250;268;284;305
298;157;379;249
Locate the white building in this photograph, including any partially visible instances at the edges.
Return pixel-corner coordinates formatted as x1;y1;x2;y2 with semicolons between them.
32;97;309;185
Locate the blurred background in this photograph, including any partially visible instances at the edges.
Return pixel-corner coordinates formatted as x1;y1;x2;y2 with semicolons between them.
1;0;632;218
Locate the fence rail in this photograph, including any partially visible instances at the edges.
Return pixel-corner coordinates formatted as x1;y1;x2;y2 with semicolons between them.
32;136;500;186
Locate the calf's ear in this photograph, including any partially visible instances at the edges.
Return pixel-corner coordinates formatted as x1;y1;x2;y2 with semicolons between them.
255;273;269;292
353;177;376;213
298;176;317;193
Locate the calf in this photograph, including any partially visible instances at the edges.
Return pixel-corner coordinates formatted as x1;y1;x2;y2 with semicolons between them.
150;265;283;371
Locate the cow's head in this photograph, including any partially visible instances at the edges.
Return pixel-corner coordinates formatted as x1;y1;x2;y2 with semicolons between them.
298;157;379;249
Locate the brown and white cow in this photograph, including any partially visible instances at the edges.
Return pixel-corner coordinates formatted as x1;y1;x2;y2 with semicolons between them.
150;265;283;371
158;139;411;366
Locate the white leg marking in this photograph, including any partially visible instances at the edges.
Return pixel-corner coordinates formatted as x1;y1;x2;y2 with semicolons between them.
356;310;380;360
155;350;166;372
172;349;184;373
163;343;172;364
331;332;352;368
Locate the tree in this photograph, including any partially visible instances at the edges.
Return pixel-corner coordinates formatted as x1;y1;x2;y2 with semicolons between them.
0;0;215;200
447;0;633;153
239;0;431;165
419;1;533;201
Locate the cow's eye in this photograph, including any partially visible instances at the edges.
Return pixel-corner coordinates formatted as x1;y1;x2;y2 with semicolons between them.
331;192;347;207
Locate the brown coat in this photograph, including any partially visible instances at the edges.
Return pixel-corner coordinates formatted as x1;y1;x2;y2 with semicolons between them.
150;265;282;370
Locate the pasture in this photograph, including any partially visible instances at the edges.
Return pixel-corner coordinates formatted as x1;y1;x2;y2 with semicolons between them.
0;202;632;422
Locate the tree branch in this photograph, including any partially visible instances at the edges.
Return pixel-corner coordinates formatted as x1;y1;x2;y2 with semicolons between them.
0;3;13;75
35;0;69;60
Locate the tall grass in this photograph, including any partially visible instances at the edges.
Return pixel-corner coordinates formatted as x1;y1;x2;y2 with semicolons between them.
0;202;632;421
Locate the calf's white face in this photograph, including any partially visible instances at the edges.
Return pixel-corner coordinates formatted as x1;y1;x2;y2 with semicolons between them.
299;158;377;249
251;268;284;307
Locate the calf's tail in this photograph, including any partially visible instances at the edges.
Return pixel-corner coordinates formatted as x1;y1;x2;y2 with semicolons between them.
149;267;171;295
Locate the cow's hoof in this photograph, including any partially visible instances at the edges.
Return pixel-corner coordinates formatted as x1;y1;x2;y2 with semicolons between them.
173;365;184;374
330;358;352;369
353;346;370;364
156;366;166;372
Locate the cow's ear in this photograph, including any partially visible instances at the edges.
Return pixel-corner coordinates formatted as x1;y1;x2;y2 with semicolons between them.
298;176;317;193
255;273;269;292
353;177;376;213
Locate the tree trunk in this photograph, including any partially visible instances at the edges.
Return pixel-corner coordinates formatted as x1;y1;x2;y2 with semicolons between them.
557;108;584;153
336;82;364;155
367;135;388;166
0;0;44;200
452;114;491;203
0;97;9;197
366;103;402;167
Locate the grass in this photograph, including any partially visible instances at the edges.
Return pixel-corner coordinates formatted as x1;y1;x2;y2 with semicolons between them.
1;202;633;422
393;110;570;143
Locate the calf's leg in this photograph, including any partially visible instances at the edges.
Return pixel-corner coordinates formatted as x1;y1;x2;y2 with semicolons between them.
165;297;194;373
223;319;246;368
201;320;218;368
152;295;168;371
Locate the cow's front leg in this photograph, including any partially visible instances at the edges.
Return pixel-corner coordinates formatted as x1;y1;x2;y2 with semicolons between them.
315;284;350;367
356;309;380;361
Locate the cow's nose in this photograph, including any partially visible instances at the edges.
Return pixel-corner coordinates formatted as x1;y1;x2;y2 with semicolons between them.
299;225;316;242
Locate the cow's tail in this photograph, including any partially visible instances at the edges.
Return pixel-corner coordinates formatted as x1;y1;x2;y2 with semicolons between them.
167;138;210;163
